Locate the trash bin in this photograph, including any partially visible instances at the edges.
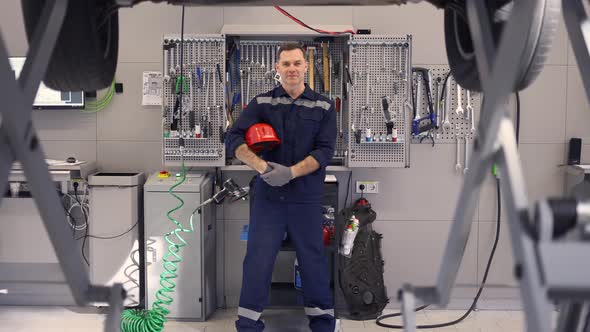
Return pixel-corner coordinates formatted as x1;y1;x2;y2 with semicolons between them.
87;172;145;307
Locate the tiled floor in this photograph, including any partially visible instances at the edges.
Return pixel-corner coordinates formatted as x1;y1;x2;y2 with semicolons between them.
0;306;531;331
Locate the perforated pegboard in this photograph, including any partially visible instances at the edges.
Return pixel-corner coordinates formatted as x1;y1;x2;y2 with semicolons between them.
347;35;412;168
411;65;481;144
232;38;350;161
162;34;226;167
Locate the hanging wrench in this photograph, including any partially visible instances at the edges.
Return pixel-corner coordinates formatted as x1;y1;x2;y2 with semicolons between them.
240;69;245;109
197;39;201;64
187;40;192;67
442;76;452;133
455;83;464;116
466;89;473;121
240;42;244;63
455;133;462;173
204;70;210;139
464;134;469;174
260;44;265;71
245;43;249;64
433;78;440;127
211;67;217;139
169;43;177;76
164;42;170;79
413;73;422;122
264;45;272;81
246;67;251;105
271;45;277;81
470;98;476;134
267;45;271;73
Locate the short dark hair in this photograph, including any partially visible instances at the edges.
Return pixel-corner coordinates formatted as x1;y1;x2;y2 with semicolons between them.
277;43;306;61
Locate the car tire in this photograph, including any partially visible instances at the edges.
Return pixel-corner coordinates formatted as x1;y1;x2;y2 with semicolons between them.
21;0;118;91
444;0;559;92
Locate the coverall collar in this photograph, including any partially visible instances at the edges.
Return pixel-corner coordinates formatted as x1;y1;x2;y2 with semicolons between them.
274;84;316;101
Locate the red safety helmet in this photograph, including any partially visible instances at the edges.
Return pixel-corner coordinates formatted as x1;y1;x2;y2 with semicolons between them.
246;123;280;153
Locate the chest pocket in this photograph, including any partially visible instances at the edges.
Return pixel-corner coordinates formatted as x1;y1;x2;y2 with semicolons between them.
296;109;323;136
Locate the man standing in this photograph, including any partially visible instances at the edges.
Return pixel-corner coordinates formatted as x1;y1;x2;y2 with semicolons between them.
225;43;337;332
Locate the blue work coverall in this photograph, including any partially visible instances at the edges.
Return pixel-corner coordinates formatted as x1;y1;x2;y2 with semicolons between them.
226;84;337;332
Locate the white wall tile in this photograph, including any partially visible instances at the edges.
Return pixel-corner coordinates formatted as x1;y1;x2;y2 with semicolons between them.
33;110;96;141
352;4;446;65
97;62;163;141
96;140;161;174
118;3;223;63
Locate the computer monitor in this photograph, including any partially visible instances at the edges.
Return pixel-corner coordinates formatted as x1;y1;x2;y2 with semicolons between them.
9;57;85;109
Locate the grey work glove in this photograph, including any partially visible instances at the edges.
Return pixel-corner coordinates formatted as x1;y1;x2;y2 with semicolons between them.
261;162;294;187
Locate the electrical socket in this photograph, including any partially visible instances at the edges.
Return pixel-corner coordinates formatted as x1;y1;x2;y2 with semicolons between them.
67;179;87;194
356;181;379;194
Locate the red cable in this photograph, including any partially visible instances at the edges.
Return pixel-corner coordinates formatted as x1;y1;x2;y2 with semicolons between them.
274;6;355;35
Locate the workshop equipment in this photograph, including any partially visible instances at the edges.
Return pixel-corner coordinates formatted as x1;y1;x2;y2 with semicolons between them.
88;172;145;308
0;161;97;306
162;35;226;167
143;172;215;320
337;198;387;320
347;35;412;168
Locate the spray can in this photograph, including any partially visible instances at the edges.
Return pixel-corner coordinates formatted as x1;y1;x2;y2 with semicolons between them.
340;214;360;257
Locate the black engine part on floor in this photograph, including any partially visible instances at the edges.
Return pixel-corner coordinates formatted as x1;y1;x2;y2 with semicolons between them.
337;201;388;320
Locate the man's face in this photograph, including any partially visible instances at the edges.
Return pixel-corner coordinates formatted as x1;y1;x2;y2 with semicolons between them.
275;48;308;87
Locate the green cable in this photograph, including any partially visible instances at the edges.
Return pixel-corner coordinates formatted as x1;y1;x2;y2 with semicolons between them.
86;81;115;107
83;80;116;113
120;151;200;332
83;93;113;113
491;164;499;178
85;87;114;111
